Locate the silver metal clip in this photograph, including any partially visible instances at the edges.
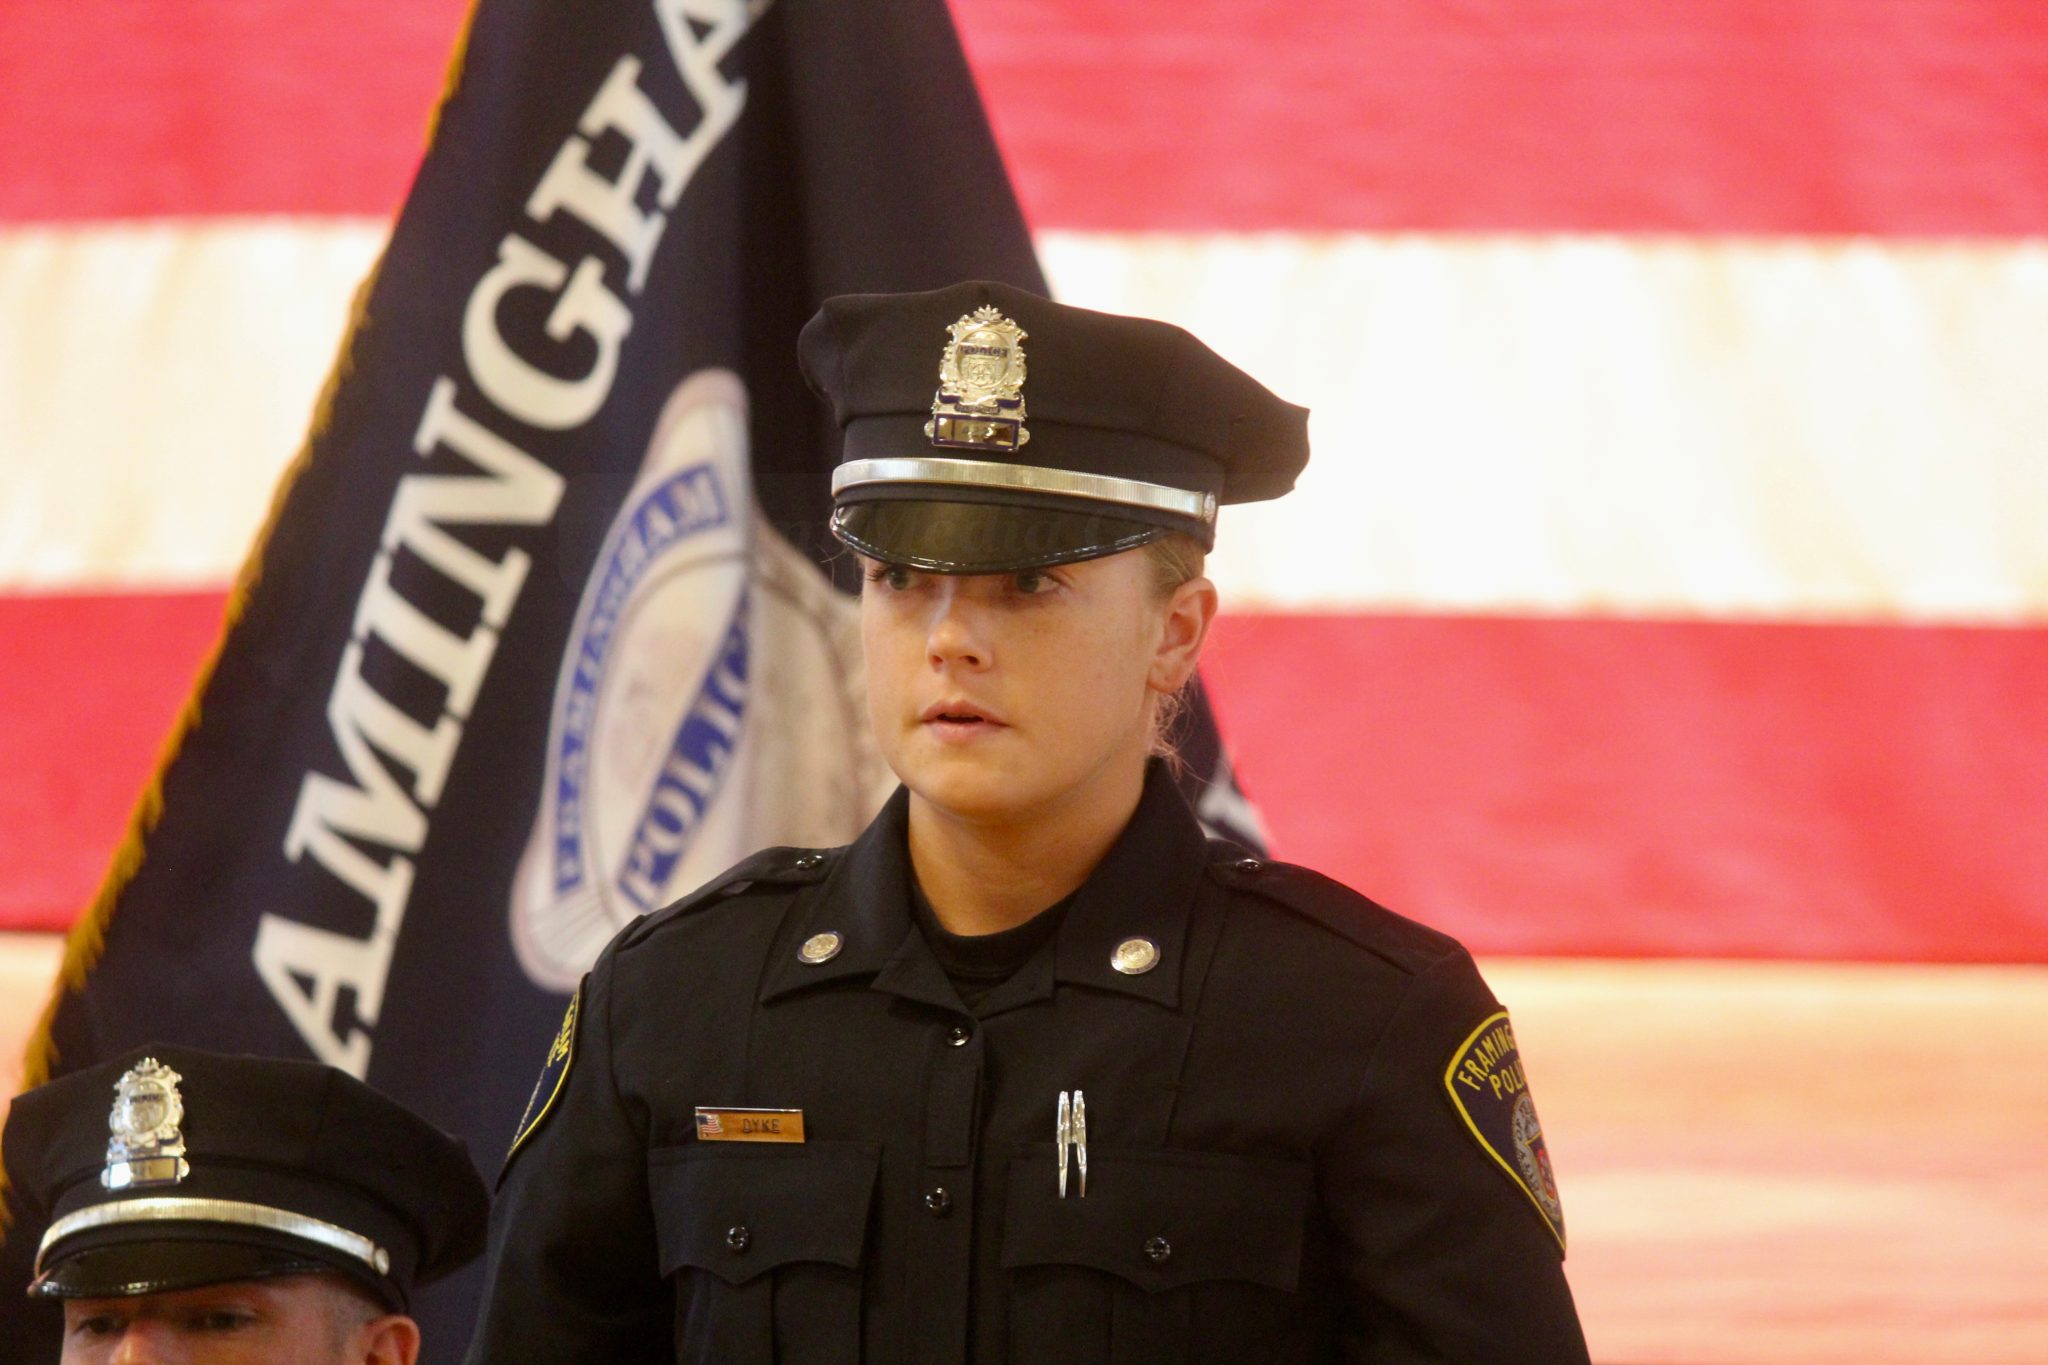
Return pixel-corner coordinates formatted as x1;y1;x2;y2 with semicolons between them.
1072;1090;1087;1198
1056;1091;1072;1198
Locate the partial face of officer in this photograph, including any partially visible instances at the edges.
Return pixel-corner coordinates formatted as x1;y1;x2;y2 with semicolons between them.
59;1275;419;1365
860;546;1214;824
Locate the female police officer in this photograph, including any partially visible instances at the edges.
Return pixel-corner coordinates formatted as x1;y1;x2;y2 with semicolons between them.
463;281;1590;1363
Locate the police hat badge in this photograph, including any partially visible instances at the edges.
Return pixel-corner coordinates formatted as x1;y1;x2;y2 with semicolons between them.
925;305;1029;452
101;1057;190;1191
807;281;1310;573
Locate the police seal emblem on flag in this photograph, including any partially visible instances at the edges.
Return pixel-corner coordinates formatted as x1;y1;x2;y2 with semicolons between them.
507;369;892;991
1444;1011;1565;1250
507;369;756;990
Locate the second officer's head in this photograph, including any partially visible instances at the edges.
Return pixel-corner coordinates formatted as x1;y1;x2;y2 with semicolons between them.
3;1045;488;1365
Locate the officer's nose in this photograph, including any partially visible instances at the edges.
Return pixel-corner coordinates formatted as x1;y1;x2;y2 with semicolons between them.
925;579;990;671
103;1322;180;1365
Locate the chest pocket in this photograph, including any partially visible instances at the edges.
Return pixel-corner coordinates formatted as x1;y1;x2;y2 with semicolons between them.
1001;1145;1318;1365
649;1140;879;1365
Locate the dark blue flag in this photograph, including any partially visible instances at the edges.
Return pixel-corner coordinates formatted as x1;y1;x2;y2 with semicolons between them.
1;1;1262;1357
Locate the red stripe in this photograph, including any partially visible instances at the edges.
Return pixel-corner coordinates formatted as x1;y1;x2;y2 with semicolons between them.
5;593;2044;959
963;0;2048;233
5;1;2048;232
0;0;465;221
1202;613;2048;962
0;592;225;934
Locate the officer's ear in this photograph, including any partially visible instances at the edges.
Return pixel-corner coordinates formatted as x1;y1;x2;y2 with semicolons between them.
1148;572;1217;696
352;1312;421;1365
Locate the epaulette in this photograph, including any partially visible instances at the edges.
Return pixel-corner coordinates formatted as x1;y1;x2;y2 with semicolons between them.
1204;847;1464;977
615;845;841;952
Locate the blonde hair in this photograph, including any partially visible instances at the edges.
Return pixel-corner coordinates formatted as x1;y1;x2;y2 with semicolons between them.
1143;531;1207;601
1142;533;1209;762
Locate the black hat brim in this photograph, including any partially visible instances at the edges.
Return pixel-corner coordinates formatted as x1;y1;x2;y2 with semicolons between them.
31;1237;346;1303
832;497;1188;573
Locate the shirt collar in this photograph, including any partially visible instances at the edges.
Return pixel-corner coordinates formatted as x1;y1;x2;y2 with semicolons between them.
760;786;924;1006
1048;761;1206;1010
760;763;1209;1011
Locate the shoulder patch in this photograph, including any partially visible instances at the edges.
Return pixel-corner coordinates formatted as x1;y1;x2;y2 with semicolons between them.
616;845;838;951
505;983;581;1167
1444;1010;1566;1252
1207;852;1462;974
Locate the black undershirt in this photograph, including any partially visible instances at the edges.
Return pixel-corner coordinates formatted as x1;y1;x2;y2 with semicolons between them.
909;880;1072;1013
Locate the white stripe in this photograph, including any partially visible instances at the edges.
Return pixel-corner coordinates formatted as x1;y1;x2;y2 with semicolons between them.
5;223;2045;621
1043;232;2048;622
0;219;383;589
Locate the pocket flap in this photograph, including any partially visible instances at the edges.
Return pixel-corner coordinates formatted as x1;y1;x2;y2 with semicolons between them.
649;1140;880;1285
1001;1146;1311;1294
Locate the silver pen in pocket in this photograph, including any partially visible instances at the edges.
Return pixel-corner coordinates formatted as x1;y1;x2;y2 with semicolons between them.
1056;1090;1072;1198
1072;1090;1087;1198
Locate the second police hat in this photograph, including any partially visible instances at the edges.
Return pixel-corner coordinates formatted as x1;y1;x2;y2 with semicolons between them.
799;279;1310;572
2;1045;489;1310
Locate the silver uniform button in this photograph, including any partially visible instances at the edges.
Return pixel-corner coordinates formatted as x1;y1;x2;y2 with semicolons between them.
1110;937;1160;975
798;932;844;964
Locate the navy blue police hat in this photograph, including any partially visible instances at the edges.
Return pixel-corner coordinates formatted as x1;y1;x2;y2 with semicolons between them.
2;1045;488;1310
799;279;1310;573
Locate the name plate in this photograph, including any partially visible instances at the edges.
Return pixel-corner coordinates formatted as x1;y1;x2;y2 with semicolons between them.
694;1107;806;1143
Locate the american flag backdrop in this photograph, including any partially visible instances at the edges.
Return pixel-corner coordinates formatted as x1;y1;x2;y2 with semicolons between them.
5;7;2048;1362
4;0;2047;961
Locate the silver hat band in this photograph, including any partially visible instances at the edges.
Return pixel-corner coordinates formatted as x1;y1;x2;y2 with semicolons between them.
832;457;1218;526
38;1196;392;1278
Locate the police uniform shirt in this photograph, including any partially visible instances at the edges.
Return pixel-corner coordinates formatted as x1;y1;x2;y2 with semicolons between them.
465;763;1590;1363
909;881;1072;1014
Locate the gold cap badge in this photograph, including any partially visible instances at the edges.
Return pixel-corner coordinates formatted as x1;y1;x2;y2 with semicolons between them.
102;1058;190;1191
926;306;1030;452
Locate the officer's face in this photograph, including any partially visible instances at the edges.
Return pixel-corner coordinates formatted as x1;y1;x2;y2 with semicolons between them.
59;1275;419;1365
859;547;1213;826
